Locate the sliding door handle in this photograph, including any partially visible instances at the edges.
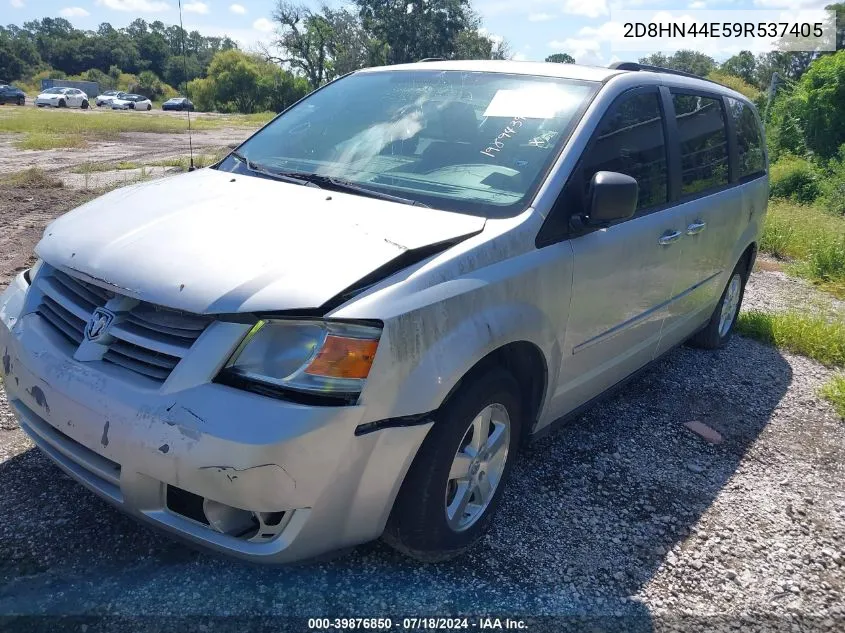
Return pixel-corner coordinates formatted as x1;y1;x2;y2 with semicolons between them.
658;230;683;245
686;221;707;235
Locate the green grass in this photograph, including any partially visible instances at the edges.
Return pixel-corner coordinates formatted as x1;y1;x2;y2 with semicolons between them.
0;167;64;189
146;149;229;170
762;199;845;297
736;310;845;368
820;374;845;418
0;106;267;149
14;132;88;150
71;161;142;173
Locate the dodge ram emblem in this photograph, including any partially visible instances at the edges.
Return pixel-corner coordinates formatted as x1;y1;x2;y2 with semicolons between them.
85;308;114;342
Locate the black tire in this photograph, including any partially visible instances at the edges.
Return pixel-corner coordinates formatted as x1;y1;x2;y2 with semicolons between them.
81;100;89;109
57;100;66;108
17;97;24;106
147;104;152;111
384;366;522;561
688;258;749;349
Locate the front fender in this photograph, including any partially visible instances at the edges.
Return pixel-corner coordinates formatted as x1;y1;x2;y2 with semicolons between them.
404;302;560;417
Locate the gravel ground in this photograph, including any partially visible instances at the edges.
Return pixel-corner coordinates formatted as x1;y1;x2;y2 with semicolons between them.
746;255;845;318
1;277;843;631
0;186;843;630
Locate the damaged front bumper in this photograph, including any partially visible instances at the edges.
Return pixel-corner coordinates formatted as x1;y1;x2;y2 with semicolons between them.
0;271;432;563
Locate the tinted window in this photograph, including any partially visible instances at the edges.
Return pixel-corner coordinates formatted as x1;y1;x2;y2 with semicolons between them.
672;93;729;195
579;90;668;212
726;97;765;179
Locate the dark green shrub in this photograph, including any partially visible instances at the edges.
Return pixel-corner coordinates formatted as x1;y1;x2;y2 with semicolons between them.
769;155;821;203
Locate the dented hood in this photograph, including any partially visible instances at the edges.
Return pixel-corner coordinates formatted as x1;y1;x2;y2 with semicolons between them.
35;168;485;314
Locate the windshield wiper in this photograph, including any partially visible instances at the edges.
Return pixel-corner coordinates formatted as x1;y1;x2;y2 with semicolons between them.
230;151;319;188
276;172;429;208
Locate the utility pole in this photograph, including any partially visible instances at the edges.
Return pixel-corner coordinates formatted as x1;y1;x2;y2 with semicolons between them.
764;71;780;123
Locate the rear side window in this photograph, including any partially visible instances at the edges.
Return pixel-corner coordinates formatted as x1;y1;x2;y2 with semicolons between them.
579;91;668;212
726;97;765;179
672;93;729;196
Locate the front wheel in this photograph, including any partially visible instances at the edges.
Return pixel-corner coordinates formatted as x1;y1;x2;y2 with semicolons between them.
17;97;24;106
147;104;152;111
384;367;522;561
81;100;89;109
689;259;748;349
57;100;66;108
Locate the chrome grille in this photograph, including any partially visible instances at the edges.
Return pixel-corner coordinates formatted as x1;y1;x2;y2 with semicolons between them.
34;267;210;383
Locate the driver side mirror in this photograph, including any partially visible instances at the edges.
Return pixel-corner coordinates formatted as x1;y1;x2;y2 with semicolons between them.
588;171;638;224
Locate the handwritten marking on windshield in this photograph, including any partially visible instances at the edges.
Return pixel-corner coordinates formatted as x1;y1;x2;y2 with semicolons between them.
528;131;558;149
480;117;525;159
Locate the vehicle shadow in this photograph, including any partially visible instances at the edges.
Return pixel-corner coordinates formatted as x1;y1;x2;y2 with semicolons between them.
0;336;791;631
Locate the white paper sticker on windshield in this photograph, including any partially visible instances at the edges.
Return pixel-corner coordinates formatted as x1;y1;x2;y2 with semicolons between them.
483;86;580;119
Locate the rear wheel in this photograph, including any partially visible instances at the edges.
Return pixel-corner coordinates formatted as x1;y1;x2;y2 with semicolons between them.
689;258;748;349
384;367;522;561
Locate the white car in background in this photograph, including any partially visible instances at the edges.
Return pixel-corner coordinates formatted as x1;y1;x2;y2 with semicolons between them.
95;90;128;107
35;87;90;109
111;94;153;111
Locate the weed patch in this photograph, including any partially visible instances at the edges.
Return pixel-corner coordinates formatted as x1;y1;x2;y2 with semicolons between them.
736;310;845;368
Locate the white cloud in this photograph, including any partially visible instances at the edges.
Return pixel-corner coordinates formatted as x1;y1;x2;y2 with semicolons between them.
60;6;90;16
576;21;626;42
512;52;528;61
229;3;246;13
753;0;823;6
548;36;606;65
563;0;608;18
688;0;706;6
95;0;170;11
253;17;275;32
184;1;208;13
10;0;24;7
528;12;555;21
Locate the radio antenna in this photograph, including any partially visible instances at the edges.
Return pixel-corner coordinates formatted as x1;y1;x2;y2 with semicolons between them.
177;0;195;171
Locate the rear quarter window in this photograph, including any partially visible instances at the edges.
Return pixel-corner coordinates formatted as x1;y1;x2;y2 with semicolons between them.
726;97;765;180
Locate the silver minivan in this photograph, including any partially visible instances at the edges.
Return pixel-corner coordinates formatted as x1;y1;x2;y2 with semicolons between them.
0;60;767;563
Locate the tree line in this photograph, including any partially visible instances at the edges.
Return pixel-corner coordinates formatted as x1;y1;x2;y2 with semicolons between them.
0;0;507;112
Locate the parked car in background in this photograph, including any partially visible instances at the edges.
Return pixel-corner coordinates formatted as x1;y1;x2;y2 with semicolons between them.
111;94;152;111
0;84;26;105
35;87;89;109
162;97;194;111
0;60;767;564
96;90;127;107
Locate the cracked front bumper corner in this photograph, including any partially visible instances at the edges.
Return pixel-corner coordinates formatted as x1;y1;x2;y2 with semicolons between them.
0;272;433;563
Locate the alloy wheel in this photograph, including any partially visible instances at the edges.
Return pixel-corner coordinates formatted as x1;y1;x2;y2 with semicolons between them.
444;403;511;532
718;273;742;338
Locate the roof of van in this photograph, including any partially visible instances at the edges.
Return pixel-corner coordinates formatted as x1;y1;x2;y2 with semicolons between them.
357;60;623;82
356;59;748;100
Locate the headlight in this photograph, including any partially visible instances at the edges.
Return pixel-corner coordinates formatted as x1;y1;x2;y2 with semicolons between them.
218;319;381;401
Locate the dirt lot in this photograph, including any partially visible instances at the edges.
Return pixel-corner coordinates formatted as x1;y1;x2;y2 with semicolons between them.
0;139;843;630
0;105;256;192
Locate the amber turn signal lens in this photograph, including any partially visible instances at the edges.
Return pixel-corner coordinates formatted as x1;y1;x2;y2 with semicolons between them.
304;335;379;379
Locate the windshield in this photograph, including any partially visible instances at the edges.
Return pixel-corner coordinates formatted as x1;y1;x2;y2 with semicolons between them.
221;70;598;217
43;88;64;94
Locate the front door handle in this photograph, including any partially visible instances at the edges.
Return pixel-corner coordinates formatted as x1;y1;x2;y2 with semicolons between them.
658;230;683;245
686;221;707;235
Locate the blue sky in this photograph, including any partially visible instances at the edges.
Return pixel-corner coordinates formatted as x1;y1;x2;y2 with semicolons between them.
4;0;834;66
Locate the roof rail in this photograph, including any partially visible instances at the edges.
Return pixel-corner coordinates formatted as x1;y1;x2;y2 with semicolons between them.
609;61;723;86
418;57;446;62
